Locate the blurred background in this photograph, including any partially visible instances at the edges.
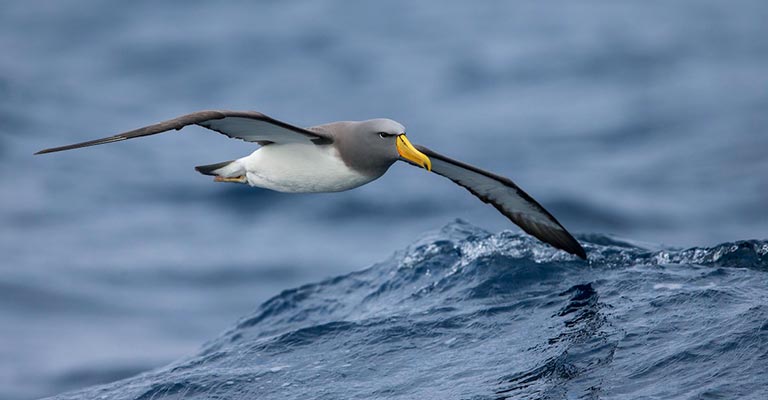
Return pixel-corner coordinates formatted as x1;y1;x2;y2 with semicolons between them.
1;0;767;398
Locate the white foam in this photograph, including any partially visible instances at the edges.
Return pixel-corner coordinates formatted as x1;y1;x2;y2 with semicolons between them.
653;283;683;290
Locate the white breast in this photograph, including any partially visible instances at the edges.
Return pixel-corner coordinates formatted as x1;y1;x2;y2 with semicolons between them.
238;143;376;193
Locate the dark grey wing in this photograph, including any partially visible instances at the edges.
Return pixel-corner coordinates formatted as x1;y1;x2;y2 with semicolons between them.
411;145;586;259
35;110;332;155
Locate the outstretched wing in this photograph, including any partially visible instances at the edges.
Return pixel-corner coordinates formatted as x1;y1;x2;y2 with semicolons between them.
411;145;586;259
35;110;332;155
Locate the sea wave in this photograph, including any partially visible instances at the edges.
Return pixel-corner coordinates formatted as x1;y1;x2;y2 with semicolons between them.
49;221;768;399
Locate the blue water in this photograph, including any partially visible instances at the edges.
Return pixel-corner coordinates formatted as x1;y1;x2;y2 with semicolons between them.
48;222;768;399
1;0;768;399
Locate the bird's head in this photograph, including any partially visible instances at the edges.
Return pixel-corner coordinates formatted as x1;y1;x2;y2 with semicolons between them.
337;118;431;176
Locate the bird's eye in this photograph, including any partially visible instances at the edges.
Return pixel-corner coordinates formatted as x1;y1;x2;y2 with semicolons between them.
378;132;388;138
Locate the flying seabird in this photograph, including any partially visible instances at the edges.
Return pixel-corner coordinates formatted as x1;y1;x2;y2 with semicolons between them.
35;110;587;259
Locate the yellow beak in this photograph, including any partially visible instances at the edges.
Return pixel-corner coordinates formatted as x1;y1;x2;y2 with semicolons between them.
396;134;431;171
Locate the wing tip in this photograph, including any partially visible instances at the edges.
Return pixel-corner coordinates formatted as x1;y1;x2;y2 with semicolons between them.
544;233;587;260
34;145;71;155
34;136;127;155
553;232;588;260
528;223;587;260
569;242;588;260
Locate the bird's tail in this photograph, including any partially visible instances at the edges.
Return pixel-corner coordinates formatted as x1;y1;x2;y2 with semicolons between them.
195;160;247;183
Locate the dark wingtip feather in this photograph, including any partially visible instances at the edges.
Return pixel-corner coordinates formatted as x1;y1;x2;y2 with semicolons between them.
35;144;75;155
576;242;587;259
522;220;587;260
34;136;126;155
546;226;586;259
565;239;588;260
35;145;73;155
575;246;587;260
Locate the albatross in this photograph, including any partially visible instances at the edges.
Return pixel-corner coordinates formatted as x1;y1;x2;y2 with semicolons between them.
35;110;587;259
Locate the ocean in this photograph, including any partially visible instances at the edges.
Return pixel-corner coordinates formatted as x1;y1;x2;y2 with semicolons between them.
1;0;767;399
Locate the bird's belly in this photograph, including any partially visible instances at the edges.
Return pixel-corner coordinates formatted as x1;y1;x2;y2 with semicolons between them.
241;144;376;193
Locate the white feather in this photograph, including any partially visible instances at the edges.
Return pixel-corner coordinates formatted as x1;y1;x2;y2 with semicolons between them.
238;143;375;193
